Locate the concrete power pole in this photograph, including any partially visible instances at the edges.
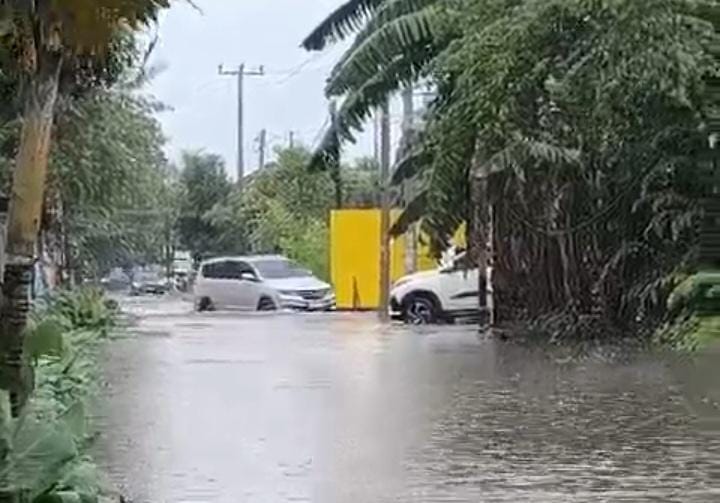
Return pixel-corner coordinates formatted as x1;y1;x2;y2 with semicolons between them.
378;101;391;322
373;111;380;165
219;63;264;190
329;100;343;208
258;129;267;171
401;85;417;275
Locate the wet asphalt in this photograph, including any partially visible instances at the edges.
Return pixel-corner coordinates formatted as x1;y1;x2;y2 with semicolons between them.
95;296;720;502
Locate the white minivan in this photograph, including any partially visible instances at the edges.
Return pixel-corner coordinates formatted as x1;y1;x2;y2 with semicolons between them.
194;255;335;312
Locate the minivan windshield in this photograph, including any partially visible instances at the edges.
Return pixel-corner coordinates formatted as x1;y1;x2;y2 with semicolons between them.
135;270;163;282
253;259;311;279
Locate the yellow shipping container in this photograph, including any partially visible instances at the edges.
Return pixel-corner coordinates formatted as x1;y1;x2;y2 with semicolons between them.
330;209;466;309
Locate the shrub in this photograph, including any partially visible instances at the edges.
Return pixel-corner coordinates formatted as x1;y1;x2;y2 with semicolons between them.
1;288;120;502
656;271;720;351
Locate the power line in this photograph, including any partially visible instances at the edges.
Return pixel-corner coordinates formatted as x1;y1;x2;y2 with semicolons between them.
268;52;331;85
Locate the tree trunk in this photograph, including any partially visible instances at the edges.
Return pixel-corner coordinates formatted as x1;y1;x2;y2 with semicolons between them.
0;48;62;416
470;138;491;329
551;182;573;306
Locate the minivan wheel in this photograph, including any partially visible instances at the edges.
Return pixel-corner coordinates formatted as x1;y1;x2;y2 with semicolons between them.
403;294;439;325
196;296;213;312
257;296;277;311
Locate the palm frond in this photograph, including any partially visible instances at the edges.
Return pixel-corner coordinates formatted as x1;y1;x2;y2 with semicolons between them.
391;144;430;185
308;49;429;172
419;125;475;253
326;3;442;96
390;189;426;235
326;0;440;92
486;136;580;178
302;0;386;51
307;126;341;172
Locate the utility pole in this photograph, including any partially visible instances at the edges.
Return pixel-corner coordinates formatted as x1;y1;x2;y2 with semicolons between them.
288;130;295;149
373;111;380;165
258;129;266;171
401;85;414;135
401;85;417;275
487;204;495;328
218;63;264;190
329;100;343;208
378;101;391;322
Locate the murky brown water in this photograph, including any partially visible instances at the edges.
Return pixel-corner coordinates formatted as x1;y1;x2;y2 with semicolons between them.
95;298;720;502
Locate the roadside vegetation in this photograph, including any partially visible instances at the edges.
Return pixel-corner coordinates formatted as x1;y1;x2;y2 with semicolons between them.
0;1;174;501
657;271;720;351
2;288;119;501
177;146;380;281
304;0;720;347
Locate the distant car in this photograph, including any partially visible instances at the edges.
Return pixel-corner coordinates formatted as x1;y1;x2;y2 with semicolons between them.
194;255;335;312
130;270;171;296
100;267;131;292
173;271;190;292
389;252;483;324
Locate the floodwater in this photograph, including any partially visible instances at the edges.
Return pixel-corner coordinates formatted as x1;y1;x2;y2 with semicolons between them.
95;297;720;502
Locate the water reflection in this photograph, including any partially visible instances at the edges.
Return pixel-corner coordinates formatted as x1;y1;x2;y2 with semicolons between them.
97;310;720;502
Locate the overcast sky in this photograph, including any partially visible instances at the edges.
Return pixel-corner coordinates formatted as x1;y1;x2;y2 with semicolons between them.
146;0;396;180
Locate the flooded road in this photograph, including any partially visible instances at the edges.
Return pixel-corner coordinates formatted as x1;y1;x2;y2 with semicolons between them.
96;297;720;502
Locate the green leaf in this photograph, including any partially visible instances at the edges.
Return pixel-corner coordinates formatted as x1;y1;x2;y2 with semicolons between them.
63;402;86;439
8;417;78;495
33;491;84;503
302;0;386;50
57;461;106;501
25;319;66;360
326;3;442;96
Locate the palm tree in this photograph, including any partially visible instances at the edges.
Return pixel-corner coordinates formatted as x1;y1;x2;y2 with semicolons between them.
0;0;174;413
307;0;718;340
695;2;720;269
302;0;451;171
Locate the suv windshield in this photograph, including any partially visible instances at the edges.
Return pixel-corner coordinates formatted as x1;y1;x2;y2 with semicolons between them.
252;259;310;279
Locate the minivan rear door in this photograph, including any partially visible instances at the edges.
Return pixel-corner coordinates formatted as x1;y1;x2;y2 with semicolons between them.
200;261;235;308
225;260;263;309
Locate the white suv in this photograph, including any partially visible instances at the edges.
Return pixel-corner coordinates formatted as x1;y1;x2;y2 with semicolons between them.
389;253;483;324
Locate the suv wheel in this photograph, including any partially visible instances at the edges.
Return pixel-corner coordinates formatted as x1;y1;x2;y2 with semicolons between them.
403;293;439;325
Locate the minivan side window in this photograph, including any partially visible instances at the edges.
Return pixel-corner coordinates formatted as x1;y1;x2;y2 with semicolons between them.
202;261;232;279
225;260;256;280
202;262;220;279
202;261;256;280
